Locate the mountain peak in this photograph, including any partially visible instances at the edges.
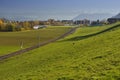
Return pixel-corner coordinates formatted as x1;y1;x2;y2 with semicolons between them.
111;13;120;18
73;13;113;21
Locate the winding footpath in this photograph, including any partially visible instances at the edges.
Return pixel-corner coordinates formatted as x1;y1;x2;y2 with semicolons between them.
0;27;78;61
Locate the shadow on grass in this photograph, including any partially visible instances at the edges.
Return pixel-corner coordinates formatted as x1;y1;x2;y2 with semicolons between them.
62;24;120;41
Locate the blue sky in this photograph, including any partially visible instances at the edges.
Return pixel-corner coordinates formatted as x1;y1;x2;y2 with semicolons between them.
0;0;120;20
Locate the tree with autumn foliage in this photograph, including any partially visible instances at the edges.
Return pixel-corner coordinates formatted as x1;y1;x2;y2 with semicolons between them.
0;19;6;31
5;23;16;31
22;21;31;30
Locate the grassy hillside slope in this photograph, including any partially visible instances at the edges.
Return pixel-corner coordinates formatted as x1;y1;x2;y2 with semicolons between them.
0;27;71;56
0;23;120;80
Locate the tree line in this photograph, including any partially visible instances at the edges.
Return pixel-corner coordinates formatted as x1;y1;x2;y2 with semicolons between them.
0;18;65;32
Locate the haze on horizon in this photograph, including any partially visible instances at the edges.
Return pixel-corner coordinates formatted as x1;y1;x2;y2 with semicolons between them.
0;0;120;21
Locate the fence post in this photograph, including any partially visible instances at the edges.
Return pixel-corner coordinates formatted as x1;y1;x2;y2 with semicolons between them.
20;41;23;49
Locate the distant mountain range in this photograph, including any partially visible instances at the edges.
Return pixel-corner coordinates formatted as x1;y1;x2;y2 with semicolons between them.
73;13;113;21
111;13;120;18
0;13;114;21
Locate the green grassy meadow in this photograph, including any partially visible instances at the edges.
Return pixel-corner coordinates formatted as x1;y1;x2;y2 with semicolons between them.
0;26;72;56
0;23;120;80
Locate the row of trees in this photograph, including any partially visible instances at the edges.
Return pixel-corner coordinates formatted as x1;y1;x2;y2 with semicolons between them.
0;18;66;32
0;19;44;32
0;23;16;31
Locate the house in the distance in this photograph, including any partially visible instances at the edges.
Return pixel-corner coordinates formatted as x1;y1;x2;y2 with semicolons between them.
74;19;90;26
108;13;120;23
33;25;47;30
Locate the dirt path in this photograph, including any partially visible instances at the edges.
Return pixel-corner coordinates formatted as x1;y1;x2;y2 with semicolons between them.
0;27;78;61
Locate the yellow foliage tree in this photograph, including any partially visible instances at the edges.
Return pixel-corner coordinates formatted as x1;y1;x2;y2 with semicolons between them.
0;19;4;31
23;21;31;30
0;19;3;24
0;19;3;25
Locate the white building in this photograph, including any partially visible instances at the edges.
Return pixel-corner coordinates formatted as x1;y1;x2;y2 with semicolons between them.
33;25;47;30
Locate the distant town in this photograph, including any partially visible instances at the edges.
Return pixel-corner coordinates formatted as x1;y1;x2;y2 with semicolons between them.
0;13;120;32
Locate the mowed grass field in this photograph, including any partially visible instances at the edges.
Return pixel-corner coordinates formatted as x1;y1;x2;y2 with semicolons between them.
0;23;120;80
0;26;72;56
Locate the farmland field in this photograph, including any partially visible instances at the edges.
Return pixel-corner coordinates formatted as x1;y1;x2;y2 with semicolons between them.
0;26;72;56
0;23;120;80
